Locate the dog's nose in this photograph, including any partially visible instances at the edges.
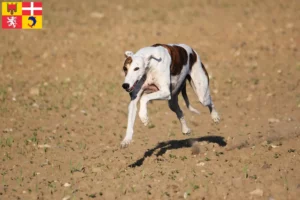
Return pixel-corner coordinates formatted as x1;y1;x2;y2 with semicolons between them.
122;83;130;90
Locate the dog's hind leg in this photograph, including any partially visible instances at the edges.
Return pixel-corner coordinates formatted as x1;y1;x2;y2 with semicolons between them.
168;95;191;135
189;61;220;123
181;82;200;115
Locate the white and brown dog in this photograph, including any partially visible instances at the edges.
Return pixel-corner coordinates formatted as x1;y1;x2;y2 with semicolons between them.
121;43;220;148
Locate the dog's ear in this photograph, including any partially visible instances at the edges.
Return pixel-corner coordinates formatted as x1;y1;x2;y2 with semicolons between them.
144;54;154;68
144;54;160;67
124;51;134;58
145;54;153;61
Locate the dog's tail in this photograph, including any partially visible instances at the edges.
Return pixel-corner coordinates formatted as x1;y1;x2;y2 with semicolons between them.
181;82;200;115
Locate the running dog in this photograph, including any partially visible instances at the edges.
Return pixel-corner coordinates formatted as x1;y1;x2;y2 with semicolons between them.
120;43;220;148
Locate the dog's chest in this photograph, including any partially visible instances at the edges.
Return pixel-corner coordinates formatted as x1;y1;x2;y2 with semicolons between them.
142;73;159;94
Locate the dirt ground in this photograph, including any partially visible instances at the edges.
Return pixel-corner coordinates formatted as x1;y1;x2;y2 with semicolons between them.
0;0;300;199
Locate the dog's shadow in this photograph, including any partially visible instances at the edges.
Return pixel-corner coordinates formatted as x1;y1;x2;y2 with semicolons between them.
129;135;227;168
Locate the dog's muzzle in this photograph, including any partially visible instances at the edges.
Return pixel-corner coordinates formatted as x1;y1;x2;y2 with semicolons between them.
122;81;138;93
122;83;129;90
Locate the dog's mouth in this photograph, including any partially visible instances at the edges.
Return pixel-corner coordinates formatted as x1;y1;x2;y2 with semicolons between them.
126;80;138;93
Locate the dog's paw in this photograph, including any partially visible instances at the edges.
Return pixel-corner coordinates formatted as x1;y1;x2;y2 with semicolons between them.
139;112;149;126
142;118;149;126
211;111;220;123
182;127;191;135
120;138;132;148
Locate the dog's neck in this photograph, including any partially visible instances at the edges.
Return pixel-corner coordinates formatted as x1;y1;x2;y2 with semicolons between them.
136;46;160;63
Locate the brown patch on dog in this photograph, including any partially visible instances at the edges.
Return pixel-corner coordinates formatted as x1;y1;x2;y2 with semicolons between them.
143;84;159;94
152;43;188;75
201;62;210;85
123;57;132;75
189;49;197;70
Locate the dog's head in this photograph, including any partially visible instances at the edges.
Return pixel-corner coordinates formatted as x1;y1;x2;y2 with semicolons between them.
121;51;153;93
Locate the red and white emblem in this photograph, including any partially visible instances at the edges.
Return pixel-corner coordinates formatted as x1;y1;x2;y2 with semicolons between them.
22;2;42;16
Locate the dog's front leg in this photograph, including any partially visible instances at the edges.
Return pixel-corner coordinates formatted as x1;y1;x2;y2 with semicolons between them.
139;87;171;126
121;91;142;148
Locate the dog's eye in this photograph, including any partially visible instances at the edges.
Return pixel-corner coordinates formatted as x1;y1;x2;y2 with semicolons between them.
123;67;127;72
134;67;139;71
